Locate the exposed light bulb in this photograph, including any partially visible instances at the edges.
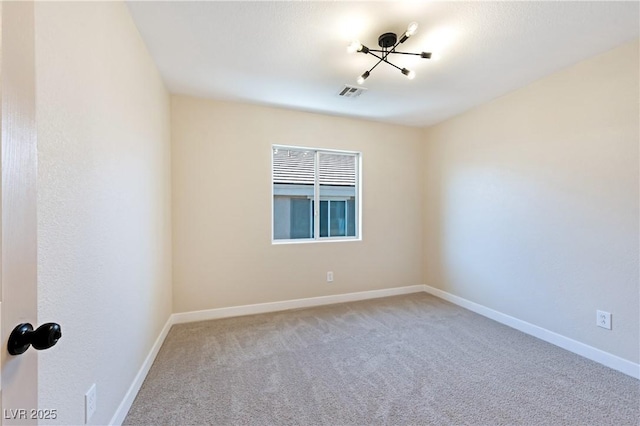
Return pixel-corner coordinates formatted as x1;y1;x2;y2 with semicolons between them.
406;22;419;36
357;71;370;85
401;68;416;80
347;41;362;53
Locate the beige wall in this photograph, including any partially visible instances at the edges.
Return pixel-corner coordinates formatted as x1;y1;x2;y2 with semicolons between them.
29;3;638;420
172;96;423;312
422;40;639;363
35;2;172;424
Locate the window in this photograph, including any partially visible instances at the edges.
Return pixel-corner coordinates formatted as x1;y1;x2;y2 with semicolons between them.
272;146;360;242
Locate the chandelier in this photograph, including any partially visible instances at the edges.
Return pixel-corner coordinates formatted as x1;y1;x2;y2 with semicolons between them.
347;22;431;84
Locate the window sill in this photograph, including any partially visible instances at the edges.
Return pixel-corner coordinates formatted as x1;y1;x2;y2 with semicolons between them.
272;237;362;245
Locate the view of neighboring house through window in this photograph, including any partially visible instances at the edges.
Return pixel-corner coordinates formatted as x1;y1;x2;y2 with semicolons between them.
273;146;360;242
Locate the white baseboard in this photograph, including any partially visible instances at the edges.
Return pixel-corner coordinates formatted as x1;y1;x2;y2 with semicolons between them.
423;284;640;379
109;316;174;426
172;285;426;324
109;285;422;424
110;283;638;424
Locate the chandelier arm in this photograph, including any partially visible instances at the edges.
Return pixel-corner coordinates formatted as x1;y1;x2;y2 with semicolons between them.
365;52;387;73
376;46;399;66
366;51;384;61
367;51;403;72
368;58;385;73
391;51;423;56
375;43;398;62
369;49;424;56
382;59;403;72
373;51;404;71
388;38;404;56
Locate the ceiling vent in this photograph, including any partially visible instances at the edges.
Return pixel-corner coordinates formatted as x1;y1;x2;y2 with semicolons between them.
337;85;367;99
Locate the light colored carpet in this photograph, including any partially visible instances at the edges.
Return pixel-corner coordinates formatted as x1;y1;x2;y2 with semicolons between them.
124;293;639;425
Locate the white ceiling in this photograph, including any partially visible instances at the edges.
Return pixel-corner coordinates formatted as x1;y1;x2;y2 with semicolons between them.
126;1;639;127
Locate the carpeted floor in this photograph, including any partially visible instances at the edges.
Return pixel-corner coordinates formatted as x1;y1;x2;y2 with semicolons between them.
124;293;639;425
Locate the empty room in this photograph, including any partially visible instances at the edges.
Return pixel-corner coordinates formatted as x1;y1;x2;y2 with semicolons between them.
1;1;638;425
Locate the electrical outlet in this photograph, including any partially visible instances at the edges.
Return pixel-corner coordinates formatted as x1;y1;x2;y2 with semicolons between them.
327;271;334;282
85;383;97;424
596;310;612;330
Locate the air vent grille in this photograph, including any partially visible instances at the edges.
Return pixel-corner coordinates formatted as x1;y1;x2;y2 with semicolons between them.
337;85;367;98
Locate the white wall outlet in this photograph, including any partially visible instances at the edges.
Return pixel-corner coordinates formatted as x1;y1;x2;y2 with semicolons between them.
85;383;97;423
326;271;334;282
596;310;612;330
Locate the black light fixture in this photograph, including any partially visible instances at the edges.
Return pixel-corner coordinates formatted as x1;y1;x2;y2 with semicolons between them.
348;22;431;83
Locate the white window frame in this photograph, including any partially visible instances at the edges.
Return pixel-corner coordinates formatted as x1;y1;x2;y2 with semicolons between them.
272;145;362;244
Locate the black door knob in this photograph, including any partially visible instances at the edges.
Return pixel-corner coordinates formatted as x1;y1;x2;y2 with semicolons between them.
8;322;62;355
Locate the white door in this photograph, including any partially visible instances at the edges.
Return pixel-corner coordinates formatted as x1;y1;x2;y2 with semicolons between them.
1;2;39;425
